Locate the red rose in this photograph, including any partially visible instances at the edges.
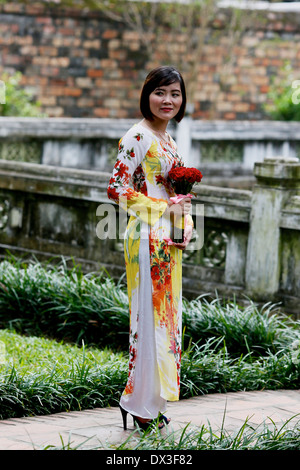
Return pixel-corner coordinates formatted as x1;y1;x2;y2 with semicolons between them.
169;167;185;181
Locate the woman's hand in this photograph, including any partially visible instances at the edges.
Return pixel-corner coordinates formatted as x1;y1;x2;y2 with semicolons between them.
165;197;193;250
167;197;191;216
172;223;193;250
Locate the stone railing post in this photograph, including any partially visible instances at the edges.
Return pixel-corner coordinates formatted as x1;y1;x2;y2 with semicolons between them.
245;156;300;299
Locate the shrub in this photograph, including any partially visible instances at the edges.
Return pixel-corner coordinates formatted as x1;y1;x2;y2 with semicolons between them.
0;329;299;420
0;71;45;117
263;63;300;121
0;256;299;357
0;257;129;350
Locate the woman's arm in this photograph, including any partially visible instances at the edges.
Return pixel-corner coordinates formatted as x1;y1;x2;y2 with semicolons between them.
107;128;168;226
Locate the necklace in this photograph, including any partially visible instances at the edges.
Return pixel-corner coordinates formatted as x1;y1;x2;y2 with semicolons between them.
142;120;170;145
141;120;180;163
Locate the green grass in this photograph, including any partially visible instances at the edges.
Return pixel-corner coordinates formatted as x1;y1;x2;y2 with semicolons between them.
0;256;299;357
182;295;299;357
0;328;299;420
40;415;300;451
0;256;299;421
112;418;300;451
0;257;129;349
0;329;128;419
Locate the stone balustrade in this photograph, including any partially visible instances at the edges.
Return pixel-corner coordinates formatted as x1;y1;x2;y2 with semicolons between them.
0;154;299;317
1;117;300;189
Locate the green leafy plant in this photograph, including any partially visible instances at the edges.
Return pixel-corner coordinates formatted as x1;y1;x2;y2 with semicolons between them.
0;327;299;421
0;71;45;117
263;63;300;121
0;256;129;349
0;256;299;421
113;417;300;451
0;255;299;355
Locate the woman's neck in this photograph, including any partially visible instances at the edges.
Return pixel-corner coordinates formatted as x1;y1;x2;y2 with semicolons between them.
142;118;168;134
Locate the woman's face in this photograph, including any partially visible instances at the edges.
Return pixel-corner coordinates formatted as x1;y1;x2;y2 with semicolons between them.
149;82;183;123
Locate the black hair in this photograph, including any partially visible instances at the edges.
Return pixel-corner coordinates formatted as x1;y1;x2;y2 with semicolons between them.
140;66;186;122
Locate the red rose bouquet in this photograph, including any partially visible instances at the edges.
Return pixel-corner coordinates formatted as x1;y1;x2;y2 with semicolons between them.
167;166;203;244
168;166;203;196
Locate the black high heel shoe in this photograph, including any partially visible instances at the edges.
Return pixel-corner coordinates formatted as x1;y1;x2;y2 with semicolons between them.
158;413;171;428
119;404;131;431
119;405;155;431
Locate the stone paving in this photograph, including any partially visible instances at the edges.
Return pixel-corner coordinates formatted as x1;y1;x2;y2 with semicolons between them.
0;389;299;450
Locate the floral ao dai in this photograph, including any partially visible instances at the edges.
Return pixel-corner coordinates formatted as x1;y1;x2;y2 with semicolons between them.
107;123;193;419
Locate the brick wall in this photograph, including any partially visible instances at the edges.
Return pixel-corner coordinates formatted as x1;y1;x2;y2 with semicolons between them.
1;2;300;120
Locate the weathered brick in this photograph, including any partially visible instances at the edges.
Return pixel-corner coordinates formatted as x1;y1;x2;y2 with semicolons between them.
93;107;110;117
223;112;236;120
49;57;70;67
47;86;66;96
44;106;64;116
122;31;141;42
216;101;232;111
25;5;45;15
103;98;121;108
3;3;23;13
100;59;118;69
23;76;48;86
260;85;270;94
233;102;250;112
109;50;127;60
87;69;103;78
75;77;93;88
0;2;299;119
32;56;51;66
102;30;118;39
39;46;58;56
78;98;94;107
36;17;53;25
108;39;121;50
39;95;57;106
15;36;33;45
64;87;82;97
83;39;101;49
3;54;22;65
40;66;60;76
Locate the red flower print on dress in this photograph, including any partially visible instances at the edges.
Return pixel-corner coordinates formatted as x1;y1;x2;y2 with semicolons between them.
107;184;119;202
124;147;135;159
115;160;130;181
134;133;143;142
151;265;160;281
155;174;176;196
133;164;147;195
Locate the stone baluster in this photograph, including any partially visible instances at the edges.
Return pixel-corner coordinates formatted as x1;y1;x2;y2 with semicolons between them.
245;156;300;299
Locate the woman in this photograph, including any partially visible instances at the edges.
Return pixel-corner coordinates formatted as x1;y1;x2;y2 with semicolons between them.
107;66;193;431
